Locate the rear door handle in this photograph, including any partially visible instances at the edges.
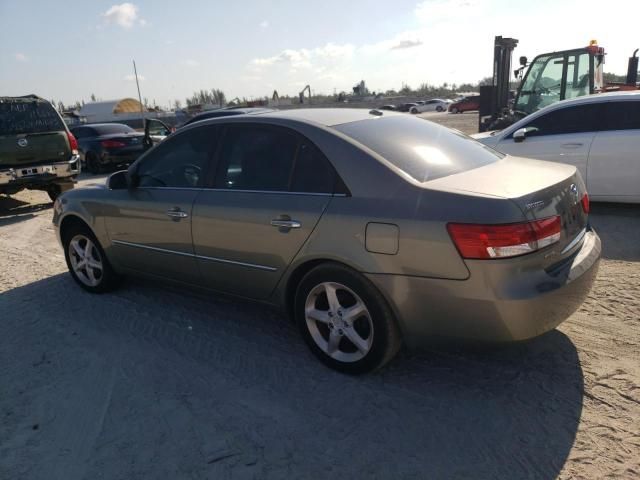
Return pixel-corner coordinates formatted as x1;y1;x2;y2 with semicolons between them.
166;208;189;219
271;219;301;229
561;143;583;148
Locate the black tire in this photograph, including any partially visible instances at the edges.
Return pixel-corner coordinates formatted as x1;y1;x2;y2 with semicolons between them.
436;106;444;112
62;223;121;293
47;184;62;202
450;107;459;114
294;263;401;374
86;153;101;175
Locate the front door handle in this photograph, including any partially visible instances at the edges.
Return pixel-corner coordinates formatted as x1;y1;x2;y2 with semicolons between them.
166;208;189;219
271;219;301;229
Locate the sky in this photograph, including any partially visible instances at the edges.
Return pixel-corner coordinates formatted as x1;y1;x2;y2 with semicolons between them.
0;0;637;108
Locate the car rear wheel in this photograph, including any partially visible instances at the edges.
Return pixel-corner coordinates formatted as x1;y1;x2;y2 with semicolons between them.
63;224;121;293
450;107;459;114
86;152;101;175
436;106;444;112
295;263;401;374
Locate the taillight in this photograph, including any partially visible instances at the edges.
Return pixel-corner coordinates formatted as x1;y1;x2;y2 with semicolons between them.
67;131;78;154
101;139;126;148
447;216;562;259
581;193;590;214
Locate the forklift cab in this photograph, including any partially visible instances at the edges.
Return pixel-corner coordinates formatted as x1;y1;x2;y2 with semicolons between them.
514;45;604;116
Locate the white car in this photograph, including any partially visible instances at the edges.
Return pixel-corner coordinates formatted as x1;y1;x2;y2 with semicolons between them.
473;91;640;203
410;99;450;114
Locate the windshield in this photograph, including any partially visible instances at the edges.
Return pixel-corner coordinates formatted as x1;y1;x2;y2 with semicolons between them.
335;116;504;183
0;99;64;135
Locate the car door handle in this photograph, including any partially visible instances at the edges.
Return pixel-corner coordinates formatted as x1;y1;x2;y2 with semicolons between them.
271;219;301;229
561;143;583;148
166;208;189;219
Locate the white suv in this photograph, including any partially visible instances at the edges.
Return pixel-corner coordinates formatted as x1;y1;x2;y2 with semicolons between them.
473;91;640;203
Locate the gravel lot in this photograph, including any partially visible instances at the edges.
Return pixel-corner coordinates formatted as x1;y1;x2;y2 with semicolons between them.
1;114;638;479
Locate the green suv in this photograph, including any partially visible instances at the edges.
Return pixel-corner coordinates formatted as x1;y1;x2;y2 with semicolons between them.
0;95;80;201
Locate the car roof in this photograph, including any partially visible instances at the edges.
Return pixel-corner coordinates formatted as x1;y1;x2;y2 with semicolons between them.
75;123;132;128
254;108;403;127
539;90;640;108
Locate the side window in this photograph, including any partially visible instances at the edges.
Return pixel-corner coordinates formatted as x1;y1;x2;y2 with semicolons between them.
602;101;640;131
215;125;298;191
137;126;218;188
291;141;335;193
519;104;600;137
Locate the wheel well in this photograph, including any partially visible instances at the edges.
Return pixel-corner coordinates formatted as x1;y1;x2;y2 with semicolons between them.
59;215;92;243
284;259;354;320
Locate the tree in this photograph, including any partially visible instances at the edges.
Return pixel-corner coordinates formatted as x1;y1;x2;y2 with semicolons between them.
90;93;96;102
173;99;182;110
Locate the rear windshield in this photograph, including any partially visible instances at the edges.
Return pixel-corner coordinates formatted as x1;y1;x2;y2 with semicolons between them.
335;115;504;182
0;99;65;135
93;124;136;135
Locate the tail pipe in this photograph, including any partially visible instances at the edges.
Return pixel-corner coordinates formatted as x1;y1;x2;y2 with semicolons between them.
626;48;639;86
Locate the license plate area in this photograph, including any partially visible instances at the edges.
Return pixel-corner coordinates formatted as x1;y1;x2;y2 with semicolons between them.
20;165;54;177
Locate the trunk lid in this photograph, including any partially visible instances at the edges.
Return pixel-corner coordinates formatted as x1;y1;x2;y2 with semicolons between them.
0;97;70;167
427;155;588;264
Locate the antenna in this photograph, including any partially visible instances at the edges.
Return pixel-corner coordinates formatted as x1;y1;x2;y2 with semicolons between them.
132;60;144;122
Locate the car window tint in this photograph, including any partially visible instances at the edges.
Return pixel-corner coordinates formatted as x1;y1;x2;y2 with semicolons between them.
137;126;218;188
215;125;298;191
520;103;600;137
291;141;335;193
602;101;640;131
93;124;135;135
0;100;64;135
335;115;503;183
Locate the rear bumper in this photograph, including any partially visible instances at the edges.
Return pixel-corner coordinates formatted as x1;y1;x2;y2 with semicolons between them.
366;229;601;349
0;155;80;188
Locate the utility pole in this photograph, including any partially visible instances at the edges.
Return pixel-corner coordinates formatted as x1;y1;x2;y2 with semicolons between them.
132;60;144;123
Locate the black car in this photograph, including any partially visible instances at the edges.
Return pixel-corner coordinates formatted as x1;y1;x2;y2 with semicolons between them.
182;107;276;127
397;103;419;113
378;105;398;111
70;123;146;174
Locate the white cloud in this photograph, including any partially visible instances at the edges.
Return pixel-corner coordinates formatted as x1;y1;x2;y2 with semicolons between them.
184;59;199;67
103;3;139;29
124;73;145;81
390;39;424;50
14;53;28;62
139;18;148;27
259;20;269;28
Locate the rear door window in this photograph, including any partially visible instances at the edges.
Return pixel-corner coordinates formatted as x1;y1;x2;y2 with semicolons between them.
290;140;335;193
602;101;640;131
335;115;503;183
0;99;64;135
214;125;298;191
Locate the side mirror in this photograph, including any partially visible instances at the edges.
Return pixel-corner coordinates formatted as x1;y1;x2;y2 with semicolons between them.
513;128;527;143
107;170;129;190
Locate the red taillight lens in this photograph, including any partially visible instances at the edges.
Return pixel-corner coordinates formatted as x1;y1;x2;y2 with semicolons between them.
67;131;78;153
581;193;590;214
101;139;126;148
447;216;562;259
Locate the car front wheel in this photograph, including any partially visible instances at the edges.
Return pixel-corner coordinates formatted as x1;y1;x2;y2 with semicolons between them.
63;224;121;293
295;263;401;374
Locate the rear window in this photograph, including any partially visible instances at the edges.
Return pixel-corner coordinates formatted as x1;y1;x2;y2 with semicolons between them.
335;116;504;182
92;124;136;135
0;99;64;135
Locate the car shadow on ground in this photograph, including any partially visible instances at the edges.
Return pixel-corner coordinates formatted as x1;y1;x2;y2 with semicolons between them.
1;273;583;479
590;202;640;262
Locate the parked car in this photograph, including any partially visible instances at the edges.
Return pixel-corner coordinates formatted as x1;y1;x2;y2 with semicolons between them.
397;103;419;112
378;105;398;111
183;107;276;127
473;91;640;203
0;95;80;201
409;99;451;114
70;123;145;174
449;96;480;113
53;109;600;374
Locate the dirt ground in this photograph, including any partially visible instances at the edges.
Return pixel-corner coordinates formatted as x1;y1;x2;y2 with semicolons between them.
1;115;638;479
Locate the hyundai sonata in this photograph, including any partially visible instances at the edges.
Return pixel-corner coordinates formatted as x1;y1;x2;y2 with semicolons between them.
53;109;601;373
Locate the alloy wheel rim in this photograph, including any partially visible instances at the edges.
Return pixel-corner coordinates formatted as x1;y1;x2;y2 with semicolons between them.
305;282;374;363
69;234;103;287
